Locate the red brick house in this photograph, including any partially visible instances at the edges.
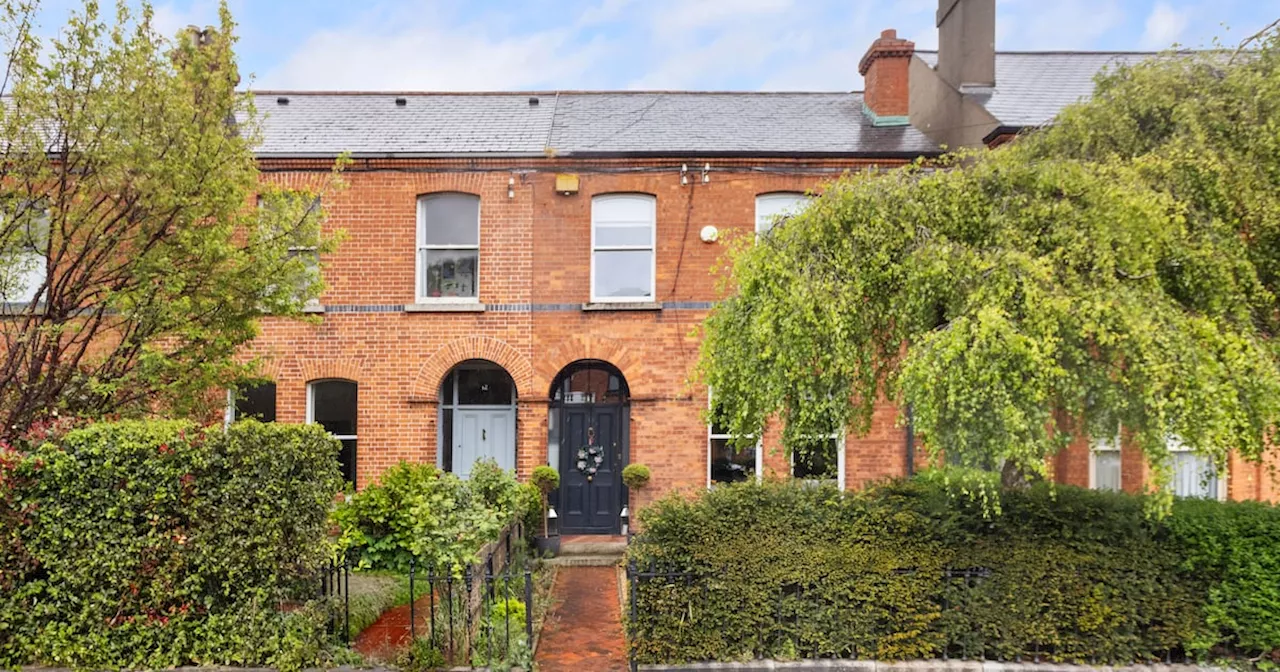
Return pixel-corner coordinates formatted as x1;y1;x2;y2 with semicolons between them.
232;0;1277;534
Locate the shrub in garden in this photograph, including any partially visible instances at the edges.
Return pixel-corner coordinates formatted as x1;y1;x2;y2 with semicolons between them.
628;477;1279;665
0;420;344;669
332;458;525;574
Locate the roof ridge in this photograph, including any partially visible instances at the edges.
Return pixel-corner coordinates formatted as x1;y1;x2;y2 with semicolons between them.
248;89;863;96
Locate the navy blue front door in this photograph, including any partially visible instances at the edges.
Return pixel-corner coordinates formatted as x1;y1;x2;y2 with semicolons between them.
558;404;624;534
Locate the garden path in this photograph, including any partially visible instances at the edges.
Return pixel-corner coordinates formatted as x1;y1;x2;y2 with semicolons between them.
534;564;628;671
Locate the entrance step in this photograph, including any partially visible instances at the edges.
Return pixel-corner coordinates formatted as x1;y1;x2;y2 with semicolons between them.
546;554;622;567
551;535;626;567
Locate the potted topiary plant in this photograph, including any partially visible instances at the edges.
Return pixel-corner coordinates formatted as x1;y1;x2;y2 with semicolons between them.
621;464;651;535
530;465;560;556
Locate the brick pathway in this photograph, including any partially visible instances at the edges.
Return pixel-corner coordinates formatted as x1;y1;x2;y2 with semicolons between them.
535;565;628;672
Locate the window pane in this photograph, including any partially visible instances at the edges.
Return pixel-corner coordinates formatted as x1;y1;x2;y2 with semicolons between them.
792;437;837;480
593;194;653;224
339;439;357;486
2;205;49;304
421;194;480;246
558;366;628;403
288;248;321;298
236;383;277;422
756;193;807;234
441;371;455;405
595;224;651;247
441;408;454;473
1093;451;1121;491
456;367;514;405
312;381;357;435
421;249;478;298
710;438;755;484
593;250;652;299
1171;452;1217;498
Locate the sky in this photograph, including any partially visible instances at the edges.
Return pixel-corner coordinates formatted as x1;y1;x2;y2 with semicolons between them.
26;0;1280;91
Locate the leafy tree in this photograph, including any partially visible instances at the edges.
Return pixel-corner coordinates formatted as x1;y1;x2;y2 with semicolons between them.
0;1;343;441
700;28;1280;508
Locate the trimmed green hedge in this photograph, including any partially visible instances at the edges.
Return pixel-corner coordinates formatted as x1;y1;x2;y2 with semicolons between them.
628;479;1280;666
0;420;345;670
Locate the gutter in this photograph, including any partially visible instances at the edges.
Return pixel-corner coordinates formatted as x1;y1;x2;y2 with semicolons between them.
254;149;945;161
981;124;1027;146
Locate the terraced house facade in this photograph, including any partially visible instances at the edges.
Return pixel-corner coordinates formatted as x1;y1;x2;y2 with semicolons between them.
234;0;1276;533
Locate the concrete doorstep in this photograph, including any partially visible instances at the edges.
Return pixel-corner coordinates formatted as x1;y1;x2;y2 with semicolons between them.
637;661;1230;672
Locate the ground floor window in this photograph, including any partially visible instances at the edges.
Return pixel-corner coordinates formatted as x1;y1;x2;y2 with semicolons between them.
1090;436;1121;491
438;360;517;478
789;434;844;489
230;382;277;423
308;379;357;486
1168;437;1220;499
708;393;759;486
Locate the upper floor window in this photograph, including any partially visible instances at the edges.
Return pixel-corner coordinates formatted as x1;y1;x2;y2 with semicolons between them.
418;193;480;302
308;379;358;486
257;193;321;307
1;201;49;307
592;194;655;302
755;192;808;235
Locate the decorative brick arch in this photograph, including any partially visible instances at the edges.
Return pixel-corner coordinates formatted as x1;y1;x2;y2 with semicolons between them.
298;357;364;384
410;336;534;403
535;334;648;398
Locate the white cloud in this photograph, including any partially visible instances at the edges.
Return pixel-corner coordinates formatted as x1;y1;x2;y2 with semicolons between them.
997;0;1125;49
151;0;221;40
1140;2;1191;49
256;14;612;90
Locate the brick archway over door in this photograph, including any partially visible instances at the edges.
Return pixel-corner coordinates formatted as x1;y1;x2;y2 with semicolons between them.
536;334;647;399
410;336;533;403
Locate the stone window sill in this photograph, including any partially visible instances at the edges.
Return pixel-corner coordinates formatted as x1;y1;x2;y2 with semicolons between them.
301;303;325;314
581;301;663;312
405;302;486;313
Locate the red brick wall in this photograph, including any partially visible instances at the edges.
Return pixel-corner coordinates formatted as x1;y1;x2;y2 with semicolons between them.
247;156;1278;506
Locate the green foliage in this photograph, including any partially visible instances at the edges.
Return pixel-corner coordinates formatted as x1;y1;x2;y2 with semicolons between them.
622;463;652;489
0;0;346;441
0;419;345;669
332;459;524;574
531;464;560;492
628;479;1280;665
699;31;1280;507
396;637;446;672
471;598;532;671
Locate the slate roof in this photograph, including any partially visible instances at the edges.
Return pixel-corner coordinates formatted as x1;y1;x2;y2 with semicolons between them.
248;90;940;159
914;51;1161;127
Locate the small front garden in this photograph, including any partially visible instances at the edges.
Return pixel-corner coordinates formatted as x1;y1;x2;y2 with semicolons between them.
626;476;1280;667
0;419;555;670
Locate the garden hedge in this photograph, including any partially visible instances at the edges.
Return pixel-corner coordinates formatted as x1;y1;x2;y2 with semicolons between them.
0;419;345;670
628;479;1280;666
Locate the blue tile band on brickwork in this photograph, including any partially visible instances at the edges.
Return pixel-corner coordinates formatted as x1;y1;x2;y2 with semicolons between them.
319;302;714;314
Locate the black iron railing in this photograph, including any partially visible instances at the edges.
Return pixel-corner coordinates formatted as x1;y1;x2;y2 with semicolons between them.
319;522;535;668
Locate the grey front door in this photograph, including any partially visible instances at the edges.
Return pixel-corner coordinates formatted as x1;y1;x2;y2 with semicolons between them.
558;404;624;534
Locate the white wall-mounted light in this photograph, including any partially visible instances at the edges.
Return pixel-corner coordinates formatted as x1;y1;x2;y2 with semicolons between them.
508;176;515;199
700;225;718;243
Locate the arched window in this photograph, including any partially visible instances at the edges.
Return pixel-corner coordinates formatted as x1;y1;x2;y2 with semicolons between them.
417;193;480;302
755;192;809;235
591;194;655;302
308;380;358;486
439;360;516;477
550;360;629;404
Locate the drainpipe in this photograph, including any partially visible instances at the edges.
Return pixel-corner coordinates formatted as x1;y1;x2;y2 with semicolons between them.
905;403;916;477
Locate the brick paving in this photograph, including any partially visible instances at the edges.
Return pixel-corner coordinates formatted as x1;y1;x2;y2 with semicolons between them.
535;565;628;672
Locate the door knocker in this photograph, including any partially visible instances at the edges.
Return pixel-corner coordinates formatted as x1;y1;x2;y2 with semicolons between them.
576;426;604;482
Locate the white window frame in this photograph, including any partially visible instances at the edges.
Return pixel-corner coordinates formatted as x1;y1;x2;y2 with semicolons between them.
706;390;761;487
2;201;49;308
416;193;481;304
789;432;846;490
306;380;358;445
590;193;656;303
755;192;809;236
1167;436;1226;501
1088;434;1122;491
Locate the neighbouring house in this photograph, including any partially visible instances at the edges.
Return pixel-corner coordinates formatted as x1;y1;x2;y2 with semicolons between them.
233;0;1276;534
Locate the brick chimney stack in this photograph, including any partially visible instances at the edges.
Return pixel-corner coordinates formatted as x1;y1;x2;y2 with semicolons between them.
858;29;915;126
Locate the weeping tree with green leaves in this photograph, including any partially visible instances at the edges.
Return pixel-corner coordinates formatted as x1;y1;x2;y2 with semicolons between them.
0;1;343;441
701;27;1280;511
